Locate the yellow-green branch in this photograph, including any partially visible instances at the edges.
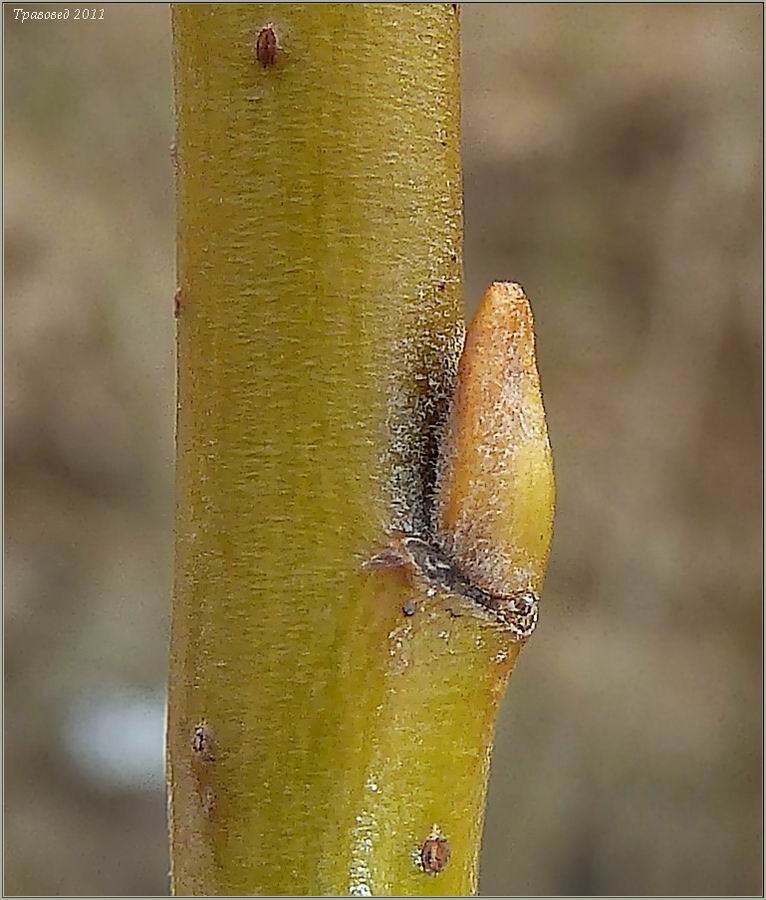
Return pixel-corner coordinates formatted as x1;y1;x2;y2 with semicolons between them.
168;5;553;896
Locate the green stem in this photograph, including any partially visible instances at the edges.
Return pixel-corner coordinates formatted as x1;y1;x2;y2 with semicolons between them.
168;5;530;895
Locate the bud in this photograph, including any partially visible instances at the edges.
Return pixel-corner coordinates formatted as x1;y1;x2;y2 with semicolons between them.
436;282;555;598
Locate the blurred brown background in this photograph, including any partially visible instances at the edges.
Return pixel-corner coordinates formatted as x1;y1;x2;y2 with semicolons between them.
4;4;763;896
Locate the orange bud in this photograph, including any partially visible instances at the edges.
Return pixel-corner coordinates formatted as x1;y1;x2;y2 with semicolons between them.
436;282;555;598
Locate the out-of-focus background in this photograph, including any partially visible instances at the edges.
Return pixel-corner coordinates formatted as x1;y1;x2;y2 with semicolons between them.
4;4;762;896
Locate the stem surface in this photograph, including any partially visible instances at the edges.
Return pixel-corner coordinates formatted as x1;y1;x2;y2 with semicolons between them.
169;6;549;896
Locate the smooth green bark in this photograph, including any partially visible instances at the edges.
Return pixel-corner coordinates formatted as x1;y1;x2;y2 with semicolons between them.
168;5;530;896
